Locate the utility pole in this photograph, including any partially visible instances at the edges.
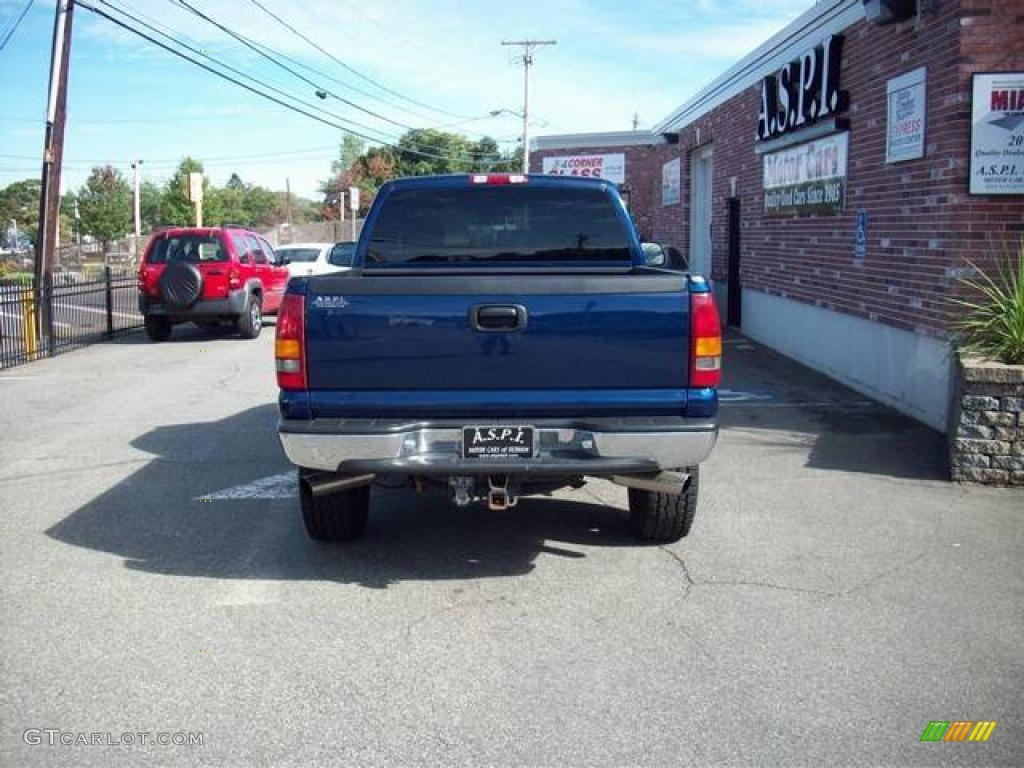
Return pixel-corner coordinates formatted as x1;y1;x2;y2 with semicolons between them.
501;39;556;174
632;112;639;131
35;0;75;347
285;177;292;225
131;159;143;258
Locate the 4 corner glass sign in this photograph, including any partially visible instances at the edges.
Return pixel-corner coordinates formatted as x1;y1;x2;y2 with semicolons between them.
970;72;1024;195
763;132;848;216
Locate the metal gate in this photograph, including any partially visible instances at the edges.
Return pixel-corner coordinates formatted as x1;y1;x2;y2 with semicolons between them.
0;267;143;370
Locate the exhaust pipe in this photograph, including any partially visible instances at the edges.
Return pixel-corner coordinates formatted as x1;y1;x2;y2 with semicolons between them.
304;472;375;497
610;470;691;496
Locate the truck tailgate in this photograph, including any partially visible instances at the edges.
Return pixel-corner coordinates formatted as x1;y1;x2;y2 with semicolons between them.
300;272;690;417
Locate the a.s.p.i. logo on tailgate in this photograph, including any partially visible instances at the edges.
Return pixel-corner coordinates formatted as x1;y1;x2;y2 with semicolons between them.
311;295;349;309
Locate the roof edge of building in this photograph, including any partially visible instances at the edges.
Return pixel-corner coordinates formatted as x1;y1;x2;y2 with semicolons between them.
653;0;864;135
531;131;666;151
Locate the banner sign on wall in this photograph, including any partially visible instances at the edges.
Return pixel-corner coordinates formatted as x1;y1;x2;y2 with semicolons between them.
763;131;848;216
969;72;1024;195
886;67;926;163
661;158;681;205
542;153;625;184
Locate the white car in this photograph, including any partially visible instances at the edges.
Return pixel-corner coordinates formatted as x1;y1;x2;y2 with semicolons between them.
277;242;355;278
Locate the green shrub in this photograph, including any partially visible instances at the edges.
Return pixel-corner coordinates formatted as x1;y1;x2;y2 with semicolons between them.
953;239;1024;365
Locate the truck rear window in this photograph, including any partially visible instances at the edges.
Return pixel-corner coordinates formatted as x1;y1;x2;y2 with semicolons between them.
365;186;632;266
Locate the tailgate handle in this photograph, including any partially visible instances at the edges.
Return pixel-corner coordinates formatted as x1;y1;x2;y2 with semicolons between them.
471;304;527;332
206;269;226;276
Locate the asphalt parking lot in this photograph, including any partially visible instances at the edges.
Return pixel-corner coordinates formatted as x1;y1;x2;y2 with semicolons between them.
0;324;1021;767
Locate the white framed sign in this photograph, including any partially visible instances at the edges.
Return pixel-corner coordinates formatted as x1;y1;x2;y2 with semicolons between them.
886;67;926;163
542;153;625;184
661;158;680;205
763;131;848;216
969;72;1024;195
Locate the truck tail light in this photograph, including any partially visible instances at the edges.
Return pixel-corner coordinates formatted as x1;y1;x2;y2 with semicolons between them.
228;267;241;289
690;292;722;388
469;173;528;184
275;293;306;390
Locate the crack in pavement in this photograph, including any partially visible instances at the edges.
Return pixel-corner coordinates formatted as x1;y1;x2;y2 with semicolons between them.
656;545;936;601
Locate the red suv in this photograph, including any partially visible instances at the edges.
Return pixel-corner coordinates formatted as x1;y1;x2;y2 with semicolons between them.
137;226;290;341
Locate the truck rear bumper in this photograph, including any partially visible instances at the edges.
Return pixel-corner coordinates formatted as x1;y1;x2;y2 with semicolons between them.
278;417;717;475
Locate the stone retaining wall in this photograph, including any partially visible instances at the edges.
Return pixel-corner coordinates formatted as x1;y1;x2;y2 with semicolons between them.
950;356;1024;485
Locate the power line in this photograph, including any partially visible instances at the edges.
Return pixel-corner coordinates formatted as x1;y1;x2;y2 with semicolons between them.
169;0;418;134
74;1;512;167
0;0;34;51
98;0;394;140
255;0;477;122
120;0;504;160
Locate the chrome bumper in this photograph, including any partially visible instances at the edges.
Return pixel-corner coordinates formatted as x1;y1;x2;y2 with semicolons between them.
278;420;717;475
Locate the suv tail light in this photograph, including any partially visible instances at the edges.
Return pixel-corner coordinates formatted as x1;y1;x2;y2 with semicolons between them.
689;292;722;388
137;265;158;296
228;267;241;289
275;293;306;390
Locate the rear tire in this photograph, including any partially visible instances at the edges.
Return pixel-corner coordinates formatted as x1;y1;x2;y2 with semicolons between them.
237;293;262;339
299;473;370;542
144;316;172;342
628;465;700;543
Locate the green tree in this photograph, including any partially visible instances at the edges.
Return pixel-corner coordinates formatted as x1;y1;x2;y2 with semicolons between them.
203;172;278;229
160;158;222;226
332;134;367;176
77;165;132;252
319;130;520;218
275;190;315;224
0;178;41;245
139;180;163;232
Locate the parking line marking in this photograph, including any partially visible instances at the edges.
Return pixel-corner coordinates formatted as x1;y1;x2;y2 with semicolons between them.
0;308;73;329
55;304;141;321
198;472;297;500
724;401;875;408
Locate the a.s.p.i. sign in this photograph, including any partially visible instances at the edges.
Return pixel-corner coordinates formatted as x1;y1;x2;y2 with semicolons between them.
756;35;847;142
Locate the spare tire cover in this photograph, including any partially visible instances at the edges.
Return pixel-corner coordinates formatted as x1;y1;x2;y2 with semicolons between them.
159;261;203;310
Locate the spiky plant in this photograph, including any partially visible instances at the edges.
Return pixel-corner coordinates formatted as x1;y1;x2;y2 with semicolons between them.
951;239;1024;365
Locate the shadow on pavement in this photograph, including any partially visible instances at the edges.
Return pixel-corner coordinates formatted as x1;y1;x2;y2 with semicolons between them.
111;317;277;345
719;333;949;481
45;404;634;588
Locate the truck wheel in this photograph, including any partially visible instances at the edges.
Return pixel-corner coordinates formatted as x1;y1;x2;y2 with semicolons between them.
628;465;699;543
299;474;369;542
144;316;172;342
237;293;262;339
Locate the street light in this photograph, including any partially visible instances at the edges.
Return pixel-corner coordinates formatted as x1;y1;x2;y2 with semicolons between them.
489;108;524;119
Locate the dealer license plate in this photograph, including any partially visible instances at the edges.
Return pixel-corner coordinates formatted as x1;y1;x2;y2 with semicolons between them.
462;426;534;459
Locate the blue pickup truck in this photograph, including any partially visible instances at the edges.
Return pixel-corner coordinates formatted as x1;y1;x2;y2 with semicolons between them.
276;173;721;543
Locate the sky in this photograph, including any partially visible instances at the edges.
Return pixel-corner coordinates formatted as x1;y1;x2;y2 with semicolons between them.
0;0;813;200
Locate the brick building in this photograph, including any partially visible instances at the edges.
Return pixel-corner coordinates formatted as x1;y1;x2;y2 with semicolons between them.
532;0;1024;432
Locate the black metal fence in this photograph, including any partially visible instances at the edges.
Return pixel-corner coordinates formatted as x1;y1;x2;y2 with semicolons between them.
0;267;143;370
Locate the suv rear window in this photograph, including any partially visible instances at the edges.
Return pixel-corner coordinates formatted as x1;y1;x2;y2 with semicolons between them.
148;235;227;264
365;186;632;266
